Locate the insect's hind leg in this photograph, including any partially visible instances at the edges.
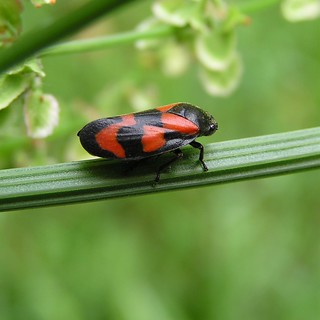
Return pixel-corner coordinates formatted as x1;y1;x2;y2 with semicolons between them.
123;154;163;179
189;140;208;171
155;149;183;183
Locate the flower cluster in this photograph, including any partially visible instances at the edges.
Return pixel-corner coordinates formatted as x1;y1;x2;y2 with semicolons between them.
136;0;248;97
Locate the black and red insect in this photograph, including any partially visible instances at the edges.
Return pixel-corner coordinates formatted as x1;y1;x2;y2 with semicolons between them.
77;102;218;182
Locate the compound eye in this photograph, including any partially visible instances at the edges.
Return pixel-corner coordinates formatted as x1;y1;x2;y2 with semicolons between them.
207;121;218;135
212;122;218;132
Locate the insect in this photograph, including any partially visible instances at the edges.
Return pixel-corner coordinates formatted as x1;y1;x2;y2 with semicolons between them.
77;102;218;182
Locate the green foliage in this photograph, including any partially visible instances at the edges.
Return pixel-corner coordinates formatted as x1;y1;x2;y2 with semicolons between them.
24;85;59;138
0;1;320;318
0;0;22;47
0;59;58;138
282;0;320;21
1;0;319;141
30;0;56;8
139;0;247;96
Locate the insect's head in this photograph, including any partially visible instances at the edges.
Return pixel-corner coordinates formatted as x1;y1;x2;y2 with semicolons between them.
203;112;218;136
195;108;218;137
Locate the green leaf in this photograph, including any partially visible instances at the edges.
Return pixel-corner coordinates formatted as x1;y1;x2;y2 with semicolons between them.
152;0;198;27
282;0;320;22
24;90;59;138
160;41;190;76
188;1;209;32
195;29;236;71
9;59;45;77
0;73;31;110
199;53;242;96
0;0;22;47
0;59;45;110
1;126;320;212
222;6;251;31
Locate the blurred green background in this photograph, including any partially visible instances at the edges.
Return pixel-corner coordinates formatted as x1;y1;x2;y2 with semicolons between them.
1;1;320;319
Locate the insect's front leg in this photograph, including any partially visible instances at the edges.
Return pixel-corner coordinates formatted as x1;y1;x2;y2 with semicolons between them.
189;141;208;171
154;149;183;183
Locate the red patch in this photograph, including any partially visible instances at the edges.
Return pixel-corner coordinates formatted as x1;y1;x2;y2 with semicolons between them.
95;114;136;158
156;103;178;113
142;125;167;152
161;113;199;135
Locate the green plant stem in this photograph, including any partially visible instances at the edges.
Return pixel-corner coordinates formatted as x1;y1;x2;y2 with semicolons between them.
1;127;320;212
40;25;174;57
0;0;135;75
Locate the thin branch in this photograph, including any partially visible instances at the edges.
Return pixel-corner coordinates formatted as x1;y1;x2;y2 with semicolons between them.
39;25;174;57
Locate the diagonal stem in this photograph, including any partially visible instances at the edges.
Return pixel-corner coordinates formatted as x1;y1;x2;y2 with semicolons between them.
0;0;136;74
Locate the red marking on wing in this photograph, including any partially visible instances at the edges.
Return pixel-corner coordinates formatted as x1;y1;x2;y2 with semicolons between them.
156;103;179;113
142;125;167;152
95;114;136;158
161;113;199;135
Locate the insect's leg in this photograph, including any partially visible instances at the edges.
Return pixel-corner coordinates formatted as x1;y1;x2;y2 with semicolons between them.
155;149;183;183
189;140;208;171
123;156;158;175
